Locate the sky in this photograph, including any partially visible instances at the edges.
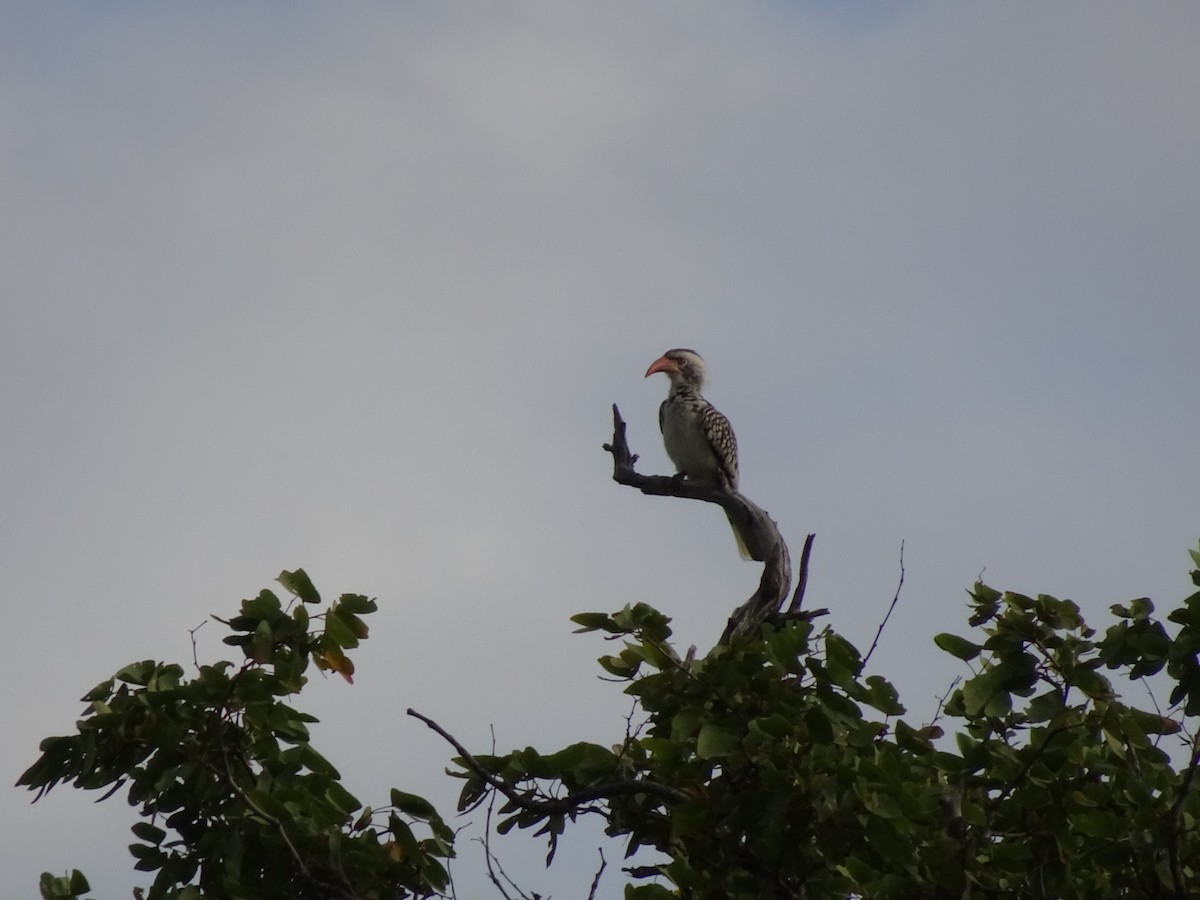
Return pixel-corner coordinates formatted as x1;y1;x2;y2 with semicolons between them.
3;2;1200;897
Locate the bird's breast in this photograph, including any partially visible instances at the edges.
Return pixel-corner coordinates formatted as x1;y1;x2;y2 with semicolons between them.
660;401;721;482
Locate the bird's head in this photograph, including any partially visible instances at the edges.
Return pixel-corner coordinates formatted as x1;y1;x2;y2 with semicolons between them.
645;348;708;390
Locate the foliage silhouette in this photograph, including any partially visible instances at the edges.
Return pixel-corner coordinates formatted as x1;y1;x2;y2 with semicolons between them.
22;546;1200;898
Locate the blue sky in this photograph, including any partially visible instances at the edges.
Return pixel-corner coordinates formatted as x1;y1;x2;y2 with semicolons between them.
4;3;1200;897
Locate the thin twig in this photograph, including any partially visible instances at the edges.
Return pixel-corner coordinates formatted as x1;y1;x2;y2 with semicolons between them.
441;823;469;900
1137;675;1179;751
480;724;519;900
616;699;650;761
863;541;905;667
929;676;962;730
587;848;608;900
188;620;207;671
475;830;531;900
785;534;815;614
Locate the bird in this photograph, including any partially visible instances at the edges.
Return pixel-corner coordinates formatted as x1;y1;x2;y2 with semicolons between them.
645;349;753;560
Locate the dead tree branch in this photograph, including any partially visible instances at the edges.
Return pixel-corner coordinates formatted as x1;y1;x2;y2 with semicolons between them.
603;404;793;645
784;533;816;615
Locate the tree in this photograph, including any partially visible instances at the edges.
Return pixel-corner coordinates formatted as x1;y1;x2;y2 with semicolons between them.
19;411;1200;898
19;576;453;900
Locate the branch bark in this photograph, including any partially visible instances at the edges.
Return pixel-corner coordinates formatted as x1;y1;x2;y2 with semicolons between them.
603;404;793;645
784;534;815;615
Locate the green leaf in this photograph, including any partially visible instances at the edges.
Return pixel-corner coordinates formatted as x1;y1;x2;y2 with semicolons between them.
39;870;91;900
390;788;439;820
1073;808;1119;838
114;660;157;686
696;723;740;759
864;675;905;715
825;633;863;682
805;706;834;744
934;632;982;661
611;602;673;641
670;798;709;840
570;612;620;633
1025;689;1065;723
625;640;676;670
130;822;166;845
250;618;274;663
81;678;115;702
245;789;290;822
968;582;1001;616
325;780;361;816
1072;667;1113;700
67;871;90;896
961;671;999;716
336;593;377;615
545;742;617;782
243;589;282;618
598;653;641;678
277;568;321;604
625;882;678;899
837;855;878;886
324;610;359;648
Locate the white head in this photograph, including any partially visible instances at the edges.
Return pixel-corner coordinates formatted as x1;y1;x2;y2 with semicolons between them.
644;348;708;390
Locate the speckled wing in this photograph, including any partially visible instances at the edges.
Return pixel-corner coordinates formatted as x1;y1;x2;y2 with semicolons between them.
699;403;739;492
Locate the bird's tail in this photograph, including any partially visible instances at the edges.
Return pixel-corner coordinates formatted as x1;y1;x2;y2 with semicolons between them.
724;507;758;561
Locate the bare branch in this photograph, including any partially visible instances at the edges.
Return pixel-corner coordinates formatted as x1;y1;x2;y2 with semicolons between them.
604;404;794;644
929;676;962;731
721;536;793;644
784;534;816;614
863;541;905;667
587;848;608;900
188;619;207;672
480;789;525;899
475;724;529;900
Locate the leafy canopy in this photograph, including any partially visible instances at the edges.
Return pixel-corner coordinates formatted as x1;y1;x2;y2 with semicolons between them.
20;572;452;900
21;545;1200;898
